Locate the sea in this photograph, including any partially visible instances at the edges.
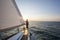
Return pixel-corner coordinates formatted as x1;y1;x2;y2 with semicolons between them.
29;21;60;40
0;21;60;40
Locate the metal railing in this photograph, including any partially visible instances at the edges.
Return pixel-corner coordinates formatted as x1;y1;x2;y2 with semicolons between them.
0;24;25;40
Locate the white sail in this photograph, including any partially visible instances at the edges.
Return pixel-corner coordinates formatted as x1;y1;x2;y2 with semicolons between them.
0;0;24;31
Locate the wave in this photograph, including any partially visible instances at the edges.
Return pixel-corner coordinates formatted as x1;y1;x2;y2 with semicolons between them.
30;26;60;40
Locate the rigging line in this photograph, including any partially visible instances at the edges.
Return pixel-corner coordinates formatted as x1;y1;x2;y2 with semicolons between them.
12;0;22;17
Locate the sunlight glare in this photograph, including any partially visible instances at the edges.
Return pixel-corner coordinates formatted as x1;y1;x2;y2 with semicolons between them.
23;16;29;21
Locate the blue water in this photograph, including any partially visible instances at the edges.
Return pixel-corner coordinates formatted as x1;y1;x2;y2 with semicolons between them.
29;21;60;40
0;21;60;40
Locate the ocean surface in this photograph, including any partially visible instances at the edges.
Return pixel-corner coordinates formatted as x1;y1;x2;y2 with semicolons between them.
29;21;60;40
0;21;60;40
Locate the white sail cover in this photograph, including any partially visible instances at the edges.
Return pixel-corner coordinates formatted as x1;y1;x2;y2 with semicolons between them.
0;0;24;30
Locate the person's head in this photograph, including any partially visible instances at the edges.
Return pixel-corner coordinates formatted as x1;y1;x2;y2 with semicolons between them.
26;19;28;21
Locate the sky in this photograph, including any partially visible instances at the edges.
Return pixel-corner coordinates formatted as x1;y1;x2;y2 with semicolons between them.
15;0;60;21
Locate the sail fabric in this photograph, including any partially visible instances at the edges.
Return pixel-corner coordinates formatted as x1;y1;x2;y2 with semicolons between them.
0;0;24;30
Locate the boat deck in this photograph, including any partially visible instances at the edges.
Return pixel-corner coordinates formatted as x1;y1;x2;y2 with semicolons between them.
8;28;29;40
21;35;28;40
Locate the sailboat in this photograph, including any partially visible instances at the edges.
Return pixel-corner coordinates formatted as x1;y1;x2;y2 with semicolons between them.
0;0;36;40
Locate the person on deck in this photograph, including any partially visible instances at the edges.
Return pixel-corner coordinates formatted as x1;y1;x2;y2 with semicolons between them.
26;19;29;29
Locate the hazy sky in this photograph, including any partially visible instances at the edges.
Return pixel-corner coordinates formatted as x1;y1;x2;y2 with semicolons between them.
15;0;60;21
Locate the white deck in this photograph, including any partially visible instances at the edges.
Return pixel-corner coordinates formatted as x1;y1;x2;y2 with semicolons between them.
8;32;23;40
